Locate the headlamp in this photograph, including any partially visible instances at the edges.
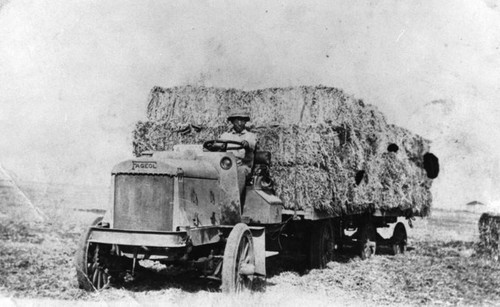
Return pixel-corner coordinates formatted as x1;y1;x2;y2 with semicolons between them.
220;157;233;170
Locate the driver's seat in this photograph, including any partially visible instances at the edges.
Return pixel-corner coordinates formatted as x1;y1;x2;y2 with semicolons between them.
254;151;271;166
251;151;273;190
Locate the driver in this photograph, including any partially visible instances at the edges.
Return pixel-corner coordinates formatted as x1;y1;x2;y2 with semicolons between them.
220;107;257;195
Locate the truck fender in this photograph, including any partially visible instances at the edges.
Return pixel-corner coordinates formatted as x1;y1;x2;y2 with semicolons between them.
249;226;266;277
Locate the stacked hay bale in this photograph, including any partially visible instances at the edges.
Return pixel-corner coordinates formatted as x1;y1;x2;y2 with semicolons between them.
478;212;500;260
134;85;436;216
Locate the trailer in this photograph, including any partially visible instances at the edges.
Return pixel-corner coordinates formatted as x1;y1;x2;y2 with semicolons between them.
74;140;415;292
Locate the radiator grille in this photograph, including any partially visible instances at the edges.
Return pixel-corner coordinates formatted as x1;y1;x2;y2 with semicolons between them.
114;174;174;231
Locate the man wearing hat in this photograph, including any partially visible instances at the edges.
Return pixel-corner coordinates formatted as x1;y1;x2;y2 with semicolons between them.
220;107;257;196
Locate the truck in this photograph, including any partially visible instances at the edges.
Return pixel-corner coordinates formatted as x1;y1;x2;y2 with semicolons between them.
74;139;414;292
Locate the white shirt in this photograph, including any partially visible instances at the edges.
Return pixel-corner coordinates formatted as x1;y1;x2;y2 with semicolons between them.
220;128;257;169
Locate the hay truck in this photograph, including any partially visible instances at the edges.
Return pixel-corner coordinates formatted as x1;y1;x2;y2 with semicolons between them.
75;140;412;292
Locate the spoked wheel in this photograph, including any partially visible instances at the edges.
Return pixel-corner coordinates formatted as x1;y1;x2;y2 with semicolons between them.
221;223;255;293
75;216;113;291
359;222;377;260
86;243;113;290
390;223;407;255
309;220;336;269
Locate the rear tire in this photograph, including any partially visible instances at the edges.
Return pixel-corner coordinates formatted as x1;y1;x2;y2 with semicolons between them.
221;223;255;293
309;220;336;269
359;222;376;260
390;223;407;255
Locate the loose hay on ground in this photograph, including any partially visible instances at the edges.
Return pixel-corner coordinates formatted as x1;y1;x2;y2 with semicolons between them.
1;205;499;305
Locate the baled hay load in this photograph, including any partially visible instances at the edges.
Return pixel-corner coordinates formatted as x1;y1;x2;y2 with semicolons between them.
134;86;438;217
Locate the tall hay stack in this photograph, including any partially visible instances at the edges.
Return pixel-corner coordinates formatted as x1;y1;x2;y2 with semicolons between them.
134;86;437;217
0;165;45;222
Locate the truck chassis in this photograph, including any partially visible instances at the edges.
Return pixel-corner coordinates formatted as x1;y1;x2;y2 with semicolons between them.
76;209;409;292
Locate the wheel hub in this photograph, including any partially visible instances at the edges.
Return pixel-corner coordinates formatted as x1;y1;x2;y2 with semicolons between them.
239;263;255;276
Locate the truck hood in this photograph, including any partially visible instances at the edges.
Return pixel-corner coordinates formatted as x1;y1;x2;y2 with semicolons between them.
112;158;218;179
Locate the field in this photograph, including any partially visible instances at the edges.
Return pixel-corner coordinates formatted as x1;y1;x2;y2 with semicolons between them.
1;182;500;306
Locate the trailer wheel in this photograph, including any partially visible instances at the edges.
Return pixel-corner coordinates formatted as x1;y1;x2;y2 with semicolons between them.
309;220;336;269
390;223;407;255
222;223;255;293
359;223;376;260
75;216;112;291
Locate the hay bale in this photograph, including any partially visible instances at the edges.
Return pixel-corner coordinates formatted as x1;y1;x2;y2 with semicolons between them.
146;86;369;127
135;85;436;217
478;212;500;260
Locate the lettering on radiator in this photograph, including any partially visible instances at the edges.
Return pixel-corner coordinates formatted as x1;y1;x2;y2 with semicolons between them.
132;161;157;170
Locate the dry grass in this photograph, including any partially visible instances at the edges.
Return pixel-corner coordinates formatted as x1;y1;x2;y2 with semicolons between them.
1;182;499;306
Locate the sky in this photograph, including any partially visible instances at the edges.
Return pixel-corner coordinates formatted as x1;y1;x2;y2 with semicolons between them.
0;0;499;210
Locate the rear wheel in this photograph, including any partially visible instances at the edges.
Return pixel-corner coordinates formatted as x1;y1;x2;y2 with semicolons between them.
221;223;255;293
359;222;376;260
309;220;336;269
390;223;407;255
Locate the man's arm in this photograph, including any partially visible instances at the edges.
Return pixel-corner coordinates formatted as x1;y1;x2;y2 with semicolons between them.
241;140;250;149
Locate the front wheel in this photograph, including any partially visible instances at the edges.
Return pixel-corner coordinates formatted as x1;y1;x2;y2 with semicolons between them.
221;223;255;293
74;217;112;291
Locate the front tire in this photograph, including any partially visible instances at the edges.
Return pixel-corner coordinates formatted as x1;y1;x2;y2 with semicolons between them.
74;216;112;291
221;223;255;293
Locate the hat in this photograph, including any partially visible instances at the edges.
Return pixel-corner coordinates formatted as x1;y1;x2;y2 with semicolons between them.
227;107;250;121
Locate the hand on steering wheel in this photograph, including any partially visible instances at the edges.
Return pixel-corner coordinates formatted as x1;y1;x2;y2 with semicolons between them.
203;139;245;152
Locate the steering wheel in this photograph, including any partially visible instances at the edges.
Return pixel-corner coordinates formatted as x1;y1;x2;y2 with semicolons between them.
203;140;245;152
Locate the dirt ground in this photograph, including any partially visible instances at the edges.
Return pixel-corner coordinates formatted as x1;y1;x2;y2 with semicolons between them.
1;183;499;306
